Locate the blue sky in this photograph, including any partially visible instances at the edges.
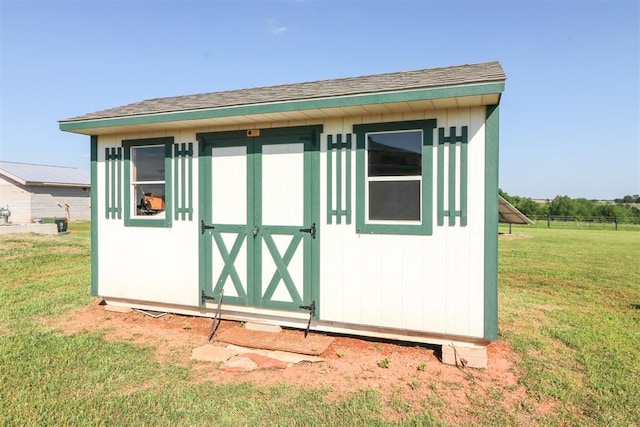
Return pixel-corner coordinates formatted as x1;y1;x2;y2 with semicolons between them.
1;0;638;199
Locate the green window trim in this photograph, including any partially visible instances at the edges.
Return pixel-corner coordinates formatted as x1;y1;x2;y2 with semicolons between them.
437;126;468;227
354;119;436;235
104;147;122;219
123;137;173;228
174;142;194;221
326;134;352;225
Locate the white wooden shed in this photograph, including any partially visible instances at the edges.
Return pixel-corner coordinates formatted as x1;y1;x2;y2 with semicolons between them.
59;61;506;366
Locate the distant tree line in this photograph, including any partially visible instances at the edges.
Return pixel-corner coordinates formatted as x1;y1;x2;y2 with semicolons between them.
499;190;640;219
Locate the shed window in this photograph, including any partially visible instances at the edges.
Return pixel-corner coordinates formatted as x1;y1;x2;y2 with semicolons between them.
367;130;422;221
132;146;166;216
354;119;436;235
123;137;173;227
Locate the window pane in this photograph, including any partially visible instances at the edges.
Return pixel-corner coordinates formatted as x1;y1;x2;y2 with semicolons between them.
132;146;165;181
368;131;422;177
369;180;420;221
134;183;165;215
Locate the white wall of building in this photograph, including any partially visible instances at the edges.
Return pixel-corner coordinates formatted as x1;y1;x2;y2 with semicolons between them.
0;175;90;223
94;106;488;339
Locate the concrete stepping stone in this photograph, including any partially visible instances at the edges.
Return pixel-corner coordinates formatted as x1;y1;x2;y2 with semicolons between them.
220;356;259;372
244;353;288;369
226;344;324;364
191;344;239;363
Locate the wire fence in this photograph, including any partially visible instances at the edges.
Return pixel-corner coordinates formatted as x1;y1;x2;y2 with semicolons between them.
507;215;640;231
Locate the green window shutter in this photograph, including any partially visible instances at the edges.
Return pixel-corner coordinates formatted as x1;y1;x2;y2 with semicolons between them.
174;142;194;221
104;147;122;219
326;134;352;224
437;126;468;227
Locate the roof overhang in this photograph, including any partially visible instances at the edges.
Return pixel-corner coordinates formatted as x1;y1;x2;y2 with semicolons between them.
0;170;26;185
59;82;504;136
0;170;88;188
26;182;90;188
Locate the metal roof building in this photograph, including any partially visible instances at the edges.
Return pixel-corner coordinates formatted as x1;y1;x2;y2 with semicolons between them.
0;161;90;187
0;161;90;223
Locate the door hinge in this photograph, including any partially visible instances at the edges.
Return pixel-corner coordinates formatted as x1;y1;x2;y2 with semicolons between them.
299;222;316;239
201;220;215;234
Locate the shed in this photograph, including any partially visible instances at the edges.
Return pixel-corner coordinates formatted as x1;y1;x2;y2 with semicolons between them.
0;161;90;223
59;61;506;367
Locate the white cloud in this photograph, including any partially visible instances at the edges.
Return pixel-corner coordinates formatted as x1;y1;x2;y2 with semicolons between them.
268;18;287;35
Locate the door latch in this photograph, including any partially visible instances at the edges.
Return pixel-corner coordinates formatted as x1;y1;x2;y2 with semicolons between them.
253;226;259;238
299;300;316;338
201;220;215;235
299;222;316;239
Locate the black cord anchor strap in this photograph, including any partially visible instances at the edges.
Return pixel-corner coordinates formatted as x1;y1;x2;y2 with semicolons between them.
298;300;316;338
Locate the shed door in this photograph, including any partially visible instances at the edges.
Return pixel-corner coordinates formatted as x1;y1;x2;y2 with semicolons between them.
200;127;319;313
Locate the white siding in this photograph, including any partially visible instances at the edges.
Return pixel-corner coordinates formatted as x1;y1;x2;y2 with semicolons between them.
94;107;490;340
319;108;487;339
96;131;200;307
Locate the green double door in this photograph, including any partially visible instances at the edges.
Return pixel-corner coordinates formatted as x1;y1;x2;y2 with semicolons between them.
199;126;320;313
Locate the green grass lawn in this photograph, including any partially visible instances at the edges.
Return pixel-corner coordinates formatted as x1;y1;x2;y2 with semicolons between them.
0;222;638;425
498;226;640;425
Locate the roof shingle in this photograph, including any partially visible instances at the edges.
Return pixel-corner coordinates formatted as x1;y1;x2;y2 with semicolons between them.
61;61;505;122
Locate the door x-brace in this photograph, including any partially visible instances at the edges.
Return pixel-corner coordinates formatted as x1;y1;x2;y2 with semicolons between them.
261;233;303;304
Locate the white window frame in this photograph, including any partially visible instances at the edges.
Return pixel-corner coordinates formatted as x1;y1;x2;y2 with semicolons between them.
364;129;423;225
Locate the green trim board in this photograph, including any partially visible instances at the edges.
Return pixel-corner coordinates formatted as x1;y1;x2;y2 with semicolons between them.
437;126;468;227
198;140;209;307
104;147;122;219
90;136;99;297
197;125;322;314
326;134;352;225
354;119;436;235
59;83;505;133
122;137;173;228
174;142;193;221
484;105;499;340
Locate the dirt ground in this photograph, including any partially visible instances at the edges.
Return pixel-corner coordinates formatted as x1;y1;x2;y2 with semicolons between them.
52;300;552;423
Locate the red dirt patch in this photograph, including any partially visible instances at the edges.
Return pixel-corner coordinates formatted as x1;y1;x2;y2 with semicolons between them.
51;300;553;423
